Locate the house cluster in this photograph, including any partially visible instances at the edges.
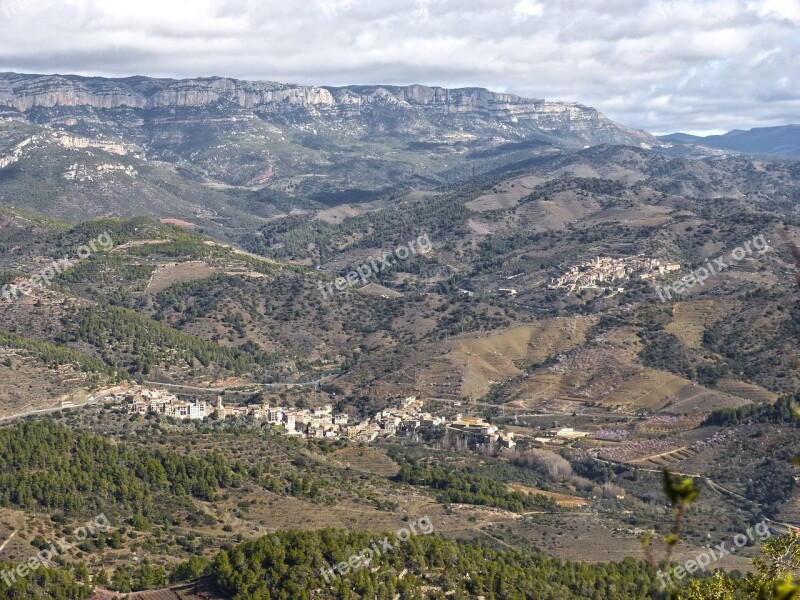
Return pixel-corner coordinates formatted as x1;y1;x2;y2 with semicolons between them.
534;427;590;445
221;396;443;442
116;388;458;443
258;400;344;438
357;396;447;441
451;417;516;448
122;387;208;420
549;255;680;294
120;388;338;430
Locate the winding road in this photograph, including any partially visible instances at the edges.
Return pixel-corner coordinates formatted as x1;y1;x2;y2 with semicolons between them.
0;398;98;423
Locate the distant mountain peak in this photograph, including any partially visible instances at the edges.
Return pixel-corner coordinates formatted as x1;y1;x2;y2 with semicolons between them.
659;124;800;157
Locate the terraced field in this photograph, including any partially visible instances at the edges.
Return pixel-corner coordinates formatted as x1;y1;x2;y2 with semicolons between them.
464;175;546;212
452;318;596;399
715;378;778;403
665;299;732;349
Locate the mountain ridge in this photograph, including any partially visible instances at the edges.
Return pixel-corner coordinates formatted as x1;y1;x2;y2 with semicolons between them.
0;71;657;148
660;124;800;157
0;71;664;226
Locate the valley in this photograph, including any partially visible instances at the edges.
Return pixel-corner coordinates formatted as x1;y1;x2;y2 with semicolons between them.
0;73;798;599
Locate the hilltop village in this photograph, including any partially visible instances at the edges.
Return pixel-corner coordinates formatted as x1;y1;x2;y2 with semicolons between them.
107;386;516;447
549;255;680;294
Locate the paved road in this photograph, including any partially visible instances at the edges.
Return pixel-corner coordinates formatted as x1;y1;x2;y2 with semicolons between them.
0;375;336;421
143;376;335;394
0;398;97;423
425;397;590;418
425;397;525;411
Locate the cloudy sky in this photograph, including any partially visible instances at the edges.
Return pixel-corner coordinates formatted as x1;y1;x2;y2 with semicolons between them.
0;0;797;134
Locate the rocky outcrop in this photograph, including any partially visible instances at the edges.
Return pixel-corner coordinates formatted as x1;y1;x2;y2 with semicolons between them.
0;74;147;111
58;134;128;155
62;163;137;182
0;73;336;111
0;130;131;173
0;133;43;169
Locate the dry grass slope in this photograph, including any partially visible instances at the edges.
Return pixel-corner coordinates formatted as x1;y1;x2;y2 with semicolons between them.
452;317;596;399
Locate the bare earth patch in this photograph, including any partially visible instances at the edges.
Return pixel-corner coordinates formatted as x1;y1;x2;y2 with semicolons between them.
358;283;403;298
146;261;219;294
508;484;591;508
331;447;401;477
465;176;545;212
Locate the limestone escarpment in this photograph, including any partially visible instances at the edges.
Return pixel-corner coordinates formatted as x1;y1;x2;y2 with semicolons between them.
0;73;655;147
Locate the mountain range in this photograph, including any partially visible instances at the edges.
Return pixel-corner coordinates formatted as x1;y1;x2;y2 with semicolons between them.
0;71;670;246
0;72;655;148
2;72;797;240
660;124;800;157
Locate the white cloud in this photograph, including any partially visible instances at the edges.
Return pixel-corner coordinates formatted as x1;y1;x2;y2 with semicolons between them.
513;0;543;19
750;0;800;23
0;0;796;133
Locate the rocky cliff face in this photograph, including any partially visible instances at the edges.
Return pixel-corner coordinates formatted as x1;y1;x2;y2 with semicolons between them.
0;72;656;148
0;71;663;208
0;73;532;113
